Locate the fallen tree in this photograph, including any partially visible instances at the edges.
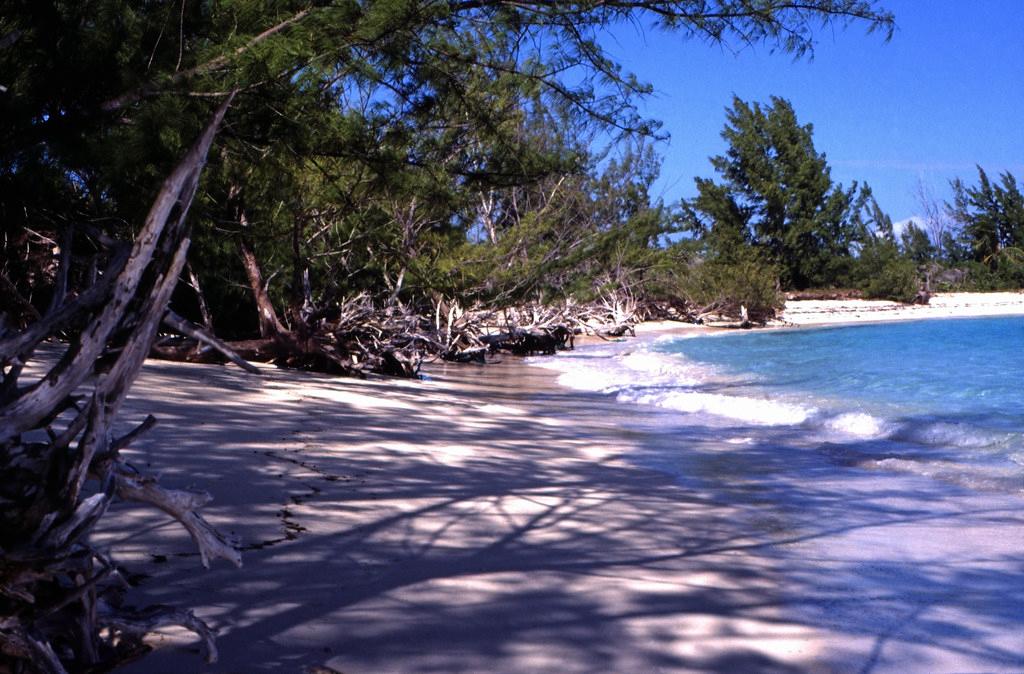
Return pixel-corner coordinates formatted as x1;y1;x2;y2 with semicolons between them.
0;101;240;673
149;287;669;377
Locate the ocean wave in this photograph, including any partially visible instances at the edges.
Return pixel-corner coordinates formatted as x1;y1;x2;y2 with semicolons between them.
536;341;1019;456
617;388;813;426
531;344;709;394
535;344;813;425
865;457;1024;493
820;412;893;439
619;351;703;384
814;412;1013;452
889;420;1008;449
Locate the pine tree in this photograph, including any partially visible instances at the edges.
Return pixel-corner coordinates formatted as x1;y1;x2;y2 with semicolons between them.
900;222;936;264
948;166;1024;268
682;96;872;289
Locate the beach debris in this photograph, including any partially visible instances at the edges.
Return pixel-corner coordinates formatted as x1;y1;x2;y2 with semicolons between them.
0;101;239;673
146;288;664;377
158;310;262;374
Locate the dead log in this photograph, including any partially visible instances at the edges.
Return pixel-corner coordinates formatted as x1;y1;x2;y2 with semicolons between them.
150;339;229;365
1;98;238;673
443;346;487;364
110;462;241;568
44;226;74;318
161;310;261;374
479;324;574;356
150;290;655;379
185;262;215;329
596;323;634;338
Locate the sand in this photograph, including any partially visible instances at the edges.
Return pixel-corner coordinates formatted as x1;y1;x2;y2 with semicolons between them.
96;295;1024;673
104;360;826;673
781;291;1024;326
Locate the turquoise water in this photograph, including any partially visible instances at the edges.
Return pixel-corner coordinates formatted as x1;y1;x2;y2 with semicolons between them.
657;317;1024;492
538;316;1024;494
660;317;1024;434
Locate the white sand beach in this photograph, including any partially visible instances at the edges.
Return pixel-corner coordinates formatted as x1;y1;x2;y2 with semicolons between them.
106;359;829;673
98;296;1024;673
781;291;1024;326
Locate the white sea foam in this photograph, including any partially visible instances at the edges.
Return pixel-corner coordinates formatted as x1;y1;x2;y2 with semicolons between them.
726;436;755;445
813;414;1011;452
532;343;706;394
530;346;627;392
822;412;892;439
551;365;622;393
536;343;815;426
617;388;813;426
536;340;1021;466
619;351;702;385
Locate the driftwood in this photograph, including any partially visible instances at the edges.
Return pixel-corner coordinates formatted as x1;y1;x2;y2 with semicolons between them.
160;310;261;374
147;291;660;376
151;294;429;378
149;257;687;378
0;99;239;673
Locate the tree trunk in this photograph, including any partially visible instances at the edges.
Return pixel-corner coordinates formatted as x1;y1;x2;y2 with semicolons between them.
161;309;262;374
186;262;215;329
239;236;287;339
45;225;74;317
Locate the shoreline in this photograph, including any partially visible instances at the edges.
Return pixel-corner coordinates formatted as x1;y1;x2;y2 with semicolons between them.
630;291;1024;337
533;317;1024;672
99;295;1024;673
779;290;1024;327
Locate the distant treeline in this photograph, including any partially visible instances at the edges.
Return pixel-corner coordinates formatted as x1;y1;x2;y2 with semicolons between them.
678;96;1024;315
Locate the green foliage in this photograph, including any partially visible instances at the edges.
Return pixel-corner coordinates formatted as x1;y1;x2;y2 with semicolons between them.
849;230;921;302
432;139;677;307
959;256;1024;291
682;252;783;322
948;167;1024;270
863;257;918;303
1;0;895;333
899;222;935;264
939;230;971;265
681;96;873;290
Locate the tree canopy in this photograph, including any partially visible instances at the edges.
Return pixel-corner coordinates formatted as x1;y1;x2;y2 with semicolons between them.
948;167;1024;266
1;0;897;333
681;95;876;290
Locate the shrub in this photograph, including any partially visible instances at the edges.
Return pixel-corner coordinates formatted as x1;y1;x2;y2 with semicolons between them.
684;257;783;322
863;258;918;303
959;252;1024;291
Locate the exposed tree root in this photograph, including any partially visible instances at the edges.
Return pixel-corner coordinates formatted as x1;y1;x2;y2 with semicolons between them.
149;290;697;377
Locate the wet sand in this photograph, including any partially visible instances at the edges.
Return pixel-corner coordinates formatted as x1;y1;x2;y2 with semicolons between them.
98;333;1024;672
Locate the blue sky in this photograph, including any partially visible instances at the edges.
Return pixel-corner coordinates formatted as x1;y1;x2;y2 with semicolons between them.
601;0;1024;224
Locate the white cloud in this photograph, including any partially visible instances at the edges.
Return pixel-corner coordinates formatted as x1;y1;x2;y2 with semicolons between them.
892;215;926;239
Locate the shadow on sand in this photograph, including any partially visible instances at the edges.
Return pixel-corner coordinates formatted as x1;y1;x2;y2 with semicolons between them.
98;359;1024;674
